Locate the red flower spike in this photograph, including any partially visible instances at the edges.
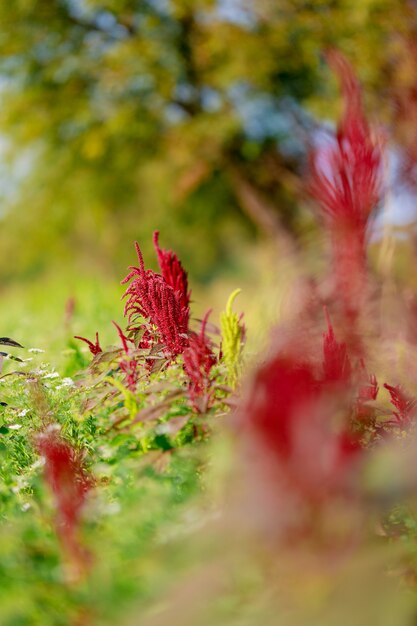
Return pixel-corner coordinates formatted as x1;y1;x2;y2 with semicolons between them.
153;231;191;312
112;320;132;355
309;50;382;318
183;311;217;412
383;383;417;426
74;332;102;356
322;308;351;384
122;240;190;357
242;349;361;503
248;356;318;460
36;427;93;572
310;50;382;235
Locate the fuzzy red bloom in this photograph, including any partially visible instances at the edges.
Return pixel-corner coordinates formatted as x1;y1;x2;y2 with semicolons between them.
242;345;361;503
122;242;190;357
384;383;417;426
183;312;217;412
36;427;93;570
248;356;317;460
309;51;382;319
310;50;382;236
322;312;379;429
153;231;191;312
74;332;102;356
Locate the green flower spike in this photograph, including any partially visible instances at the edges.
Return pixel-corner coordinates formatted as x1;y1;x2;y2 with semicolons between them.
220;289;244;389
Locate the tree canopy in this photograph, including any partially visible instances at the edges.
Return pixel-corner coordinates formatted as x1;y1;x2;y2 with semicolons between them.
0;0;412;281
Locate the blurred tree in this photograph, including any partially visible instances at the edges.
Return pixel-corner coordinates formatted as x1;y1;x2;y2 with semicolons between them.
0;0;410;281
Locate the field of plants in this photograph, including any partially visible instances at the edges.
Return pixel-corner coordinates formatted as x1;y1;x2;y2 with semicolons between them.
4;2;417;625
1;49;417;625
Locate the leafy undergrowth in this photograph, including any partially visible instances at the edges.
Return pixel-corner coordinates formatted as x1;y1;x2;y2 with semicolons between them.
0;230;245;626
4;50;417;626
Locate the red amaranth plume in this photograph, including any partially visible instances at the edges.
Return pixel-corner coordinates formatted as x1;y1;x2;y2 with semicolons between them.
247;355;317;461
112;320;133;354
153;231;191;312
310;50;382;236
183;311;217;412
242;349;360;503
247;356;358;501
321;311;379;430
74;332;102;356
36;426;93;573
309;50;382;318
383;383;417;427
122;241;190;357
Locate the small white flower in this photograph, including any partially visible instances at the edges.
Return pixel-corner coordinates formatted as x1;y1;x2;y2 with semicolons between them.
61;377;75;386
17;409;29;418
42;372;60;379
9;424;22;430
56;377;75;390
28;348;45;354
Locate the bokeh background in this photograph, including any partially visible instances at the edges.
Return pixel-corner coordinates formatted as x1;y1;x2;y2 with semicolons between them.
3;5;417;626
0;0;416;352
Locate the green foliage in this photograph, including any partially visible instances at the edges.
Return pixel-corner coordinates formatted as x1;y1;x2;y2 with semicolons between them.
0;0;409;282
0;343;210;625
0;230;245;623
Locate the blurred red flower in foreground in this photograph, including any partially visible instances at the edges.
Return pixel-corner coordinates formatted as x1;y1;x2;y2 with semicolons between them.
309;50;383;318
242;344;360;506
36;426;93;574
310;51;382;232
